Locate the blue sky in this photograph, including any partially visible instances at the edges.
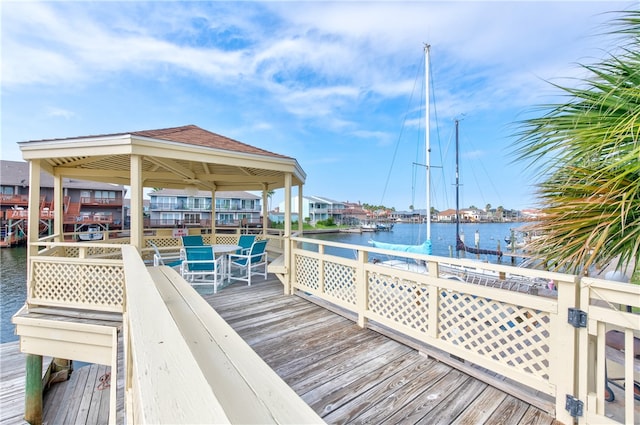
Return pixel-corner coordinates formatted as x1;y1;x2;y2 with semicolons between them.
2;1;634;211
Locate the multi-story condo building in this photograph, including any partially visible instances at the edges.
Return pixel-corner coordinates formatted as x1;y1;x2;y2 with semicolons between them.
148;189;262;228
276;195;349;225
0;160;126;246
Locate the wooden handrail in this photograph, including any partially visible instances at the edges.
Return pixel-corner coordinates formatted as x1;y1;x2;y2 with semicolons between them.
121;245;323;424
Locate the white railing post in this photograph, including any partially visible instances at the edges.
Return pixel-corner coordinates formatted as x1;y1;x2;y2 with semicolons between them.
357;249;368;328
427;260;440;339
550;276;580;425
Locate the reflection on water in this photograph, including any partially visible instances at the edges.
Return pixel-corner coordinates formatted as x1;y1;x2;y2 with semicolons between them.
1;246;27;343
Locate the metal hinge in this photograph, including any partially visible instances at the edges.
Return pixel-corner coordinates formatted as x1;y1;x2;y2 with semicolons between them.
565;394;584;417
568;308;587;328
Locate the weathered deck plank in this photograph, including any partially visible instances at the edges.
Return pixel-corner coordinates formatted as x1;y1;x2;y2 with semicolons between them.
201;276;561;425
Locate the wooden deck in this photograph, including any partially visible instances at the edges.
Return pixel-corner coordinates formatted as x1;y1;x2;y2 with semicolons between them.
1;341;34;425
200;276;561;425
1;335;124;425
0;274;564;424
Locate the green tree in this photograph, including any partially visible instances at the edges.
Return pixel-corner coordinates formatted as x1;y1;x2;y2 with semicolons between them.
266;189;275;212
513;10;640;279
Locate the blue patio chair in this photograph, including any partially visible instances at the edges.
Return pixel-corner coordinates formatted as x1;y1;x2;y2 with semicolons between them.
148;241;182;268
180;246;223;292
236;234;256;255
181;235;204;247
228;240;268;287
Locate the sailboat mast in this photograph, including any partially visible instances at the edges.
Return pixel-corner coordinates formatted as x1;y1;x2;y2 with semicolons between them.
424;43;431;243
455;119;460;244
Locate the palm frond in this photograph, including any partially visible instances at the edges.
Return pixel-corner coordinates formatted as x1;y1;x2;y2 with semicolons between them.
513;9;640;277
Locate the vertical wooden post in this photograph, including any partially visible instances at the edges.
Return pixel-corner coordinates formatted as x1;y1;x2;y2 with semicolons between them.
283;173;292;295
130;154;143;252
25;354;42;425
356;249;368;328
53;173;63;242
211;184;217;238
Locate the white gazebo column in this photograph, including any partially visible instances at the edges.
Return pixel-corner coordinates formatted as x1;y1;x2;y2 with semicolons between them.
297;184;303;234
27;160;42;262
261;184;269;237
53;172;64;241
283;173;292;294
210;185;216;239
130;154;143;251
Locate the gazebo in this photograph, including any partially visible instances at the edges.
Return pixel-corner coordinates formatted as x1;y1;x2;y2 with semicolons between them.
13;124;312;424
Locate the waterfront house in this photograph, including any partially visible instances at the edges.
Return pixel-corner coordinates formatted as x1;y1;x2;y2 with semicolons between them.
0;160;126;246
390;208;427;223
147;188;261;228
278;195;348;225
7;124;639;424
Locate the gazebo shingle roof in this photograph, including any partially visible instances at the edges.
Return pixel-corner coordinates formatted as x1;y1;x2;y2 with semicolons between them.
28;125;290;160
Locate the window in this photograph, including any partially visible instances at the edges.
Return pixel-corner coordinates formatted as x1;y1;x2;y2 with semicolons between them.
186;197;205;209
217;213;234;224
95;191;116;199
216;199;231;210
184;213;201;224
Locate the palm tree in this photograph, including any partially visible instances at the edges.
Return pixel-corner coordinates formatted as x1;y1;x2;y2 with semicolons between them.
266;189;275;212
513;10;640;280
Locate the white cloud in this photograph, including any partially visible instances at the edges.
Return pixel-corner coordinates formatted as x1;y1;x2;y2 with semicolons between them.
46;107;75;119
2;1;634;209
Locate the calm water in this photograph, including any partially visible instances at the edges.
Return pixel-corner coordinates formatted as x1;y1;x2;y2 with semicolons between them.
1;246;27;343
0;222;523;343
305;222;524;263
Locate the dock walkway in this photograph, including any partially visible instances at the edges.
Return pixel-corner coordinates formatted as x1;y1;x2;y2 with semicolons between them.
201;277;560;425
1;337;123;425
3;274;561;424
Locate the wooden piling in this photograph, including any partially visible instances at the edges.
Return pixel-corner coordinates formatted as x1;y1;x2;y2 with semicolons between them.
25;354;42;425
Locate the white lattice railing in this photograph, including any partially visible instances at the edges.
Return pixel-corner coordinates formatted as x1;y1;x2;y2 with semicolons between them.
28;242;126;313
290;236;581;423
140;233;270;263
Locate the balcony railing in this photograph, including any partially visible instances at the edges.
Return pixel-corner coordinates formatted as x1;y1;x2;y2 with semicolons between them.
80;197;123;207
149;203;260;212
64;213;115;224
0;194;29;205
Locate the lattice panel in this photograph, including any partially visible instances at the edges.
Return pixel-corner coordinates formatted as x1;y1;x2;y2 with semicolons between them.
147;238;181;249
62;245;122;259
31;261;125;311
64;246;80;257
295;255;320;291
323;262;357;306
368;271;430;333
438;290;550;380
213;234;237;245
87;246;123;259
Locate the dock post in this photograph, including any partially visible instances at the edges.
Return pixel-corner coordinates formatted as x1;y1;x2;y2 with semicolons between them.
25;354;43;425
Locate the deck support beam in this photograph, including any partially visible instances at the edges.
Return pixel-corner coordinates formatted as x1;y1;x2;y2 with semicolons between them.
24;353;43;425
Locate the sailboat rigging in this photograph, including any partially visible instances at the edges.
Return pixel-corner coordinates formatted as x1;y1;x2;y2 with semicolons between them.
370;45;503;261
453;119;503;259
369;43;433;255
